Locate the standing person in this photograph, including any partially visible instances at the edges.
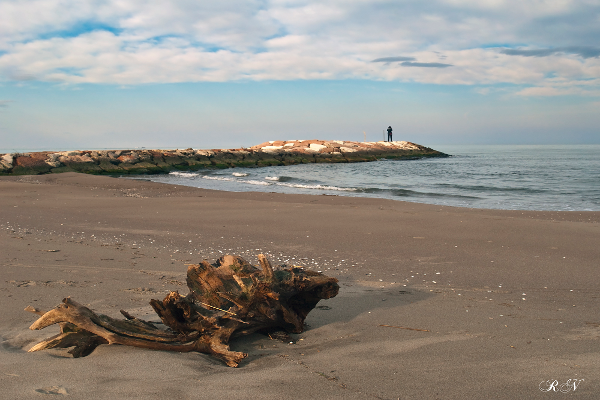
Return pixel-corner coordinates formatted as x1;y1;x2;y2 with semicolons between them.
387;126;393;142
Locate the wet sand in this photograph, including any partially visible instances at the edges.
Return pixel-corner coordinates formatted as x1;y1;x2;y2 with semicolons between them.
1;172;599;399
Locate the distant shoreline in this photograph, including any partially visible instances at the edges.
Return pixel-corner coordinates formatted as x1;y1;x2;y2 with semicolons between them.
1;139;448;176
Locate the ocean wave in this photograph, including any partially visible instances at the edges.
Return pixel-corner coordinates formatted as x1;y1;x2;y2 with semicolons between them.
413;191;481;200
277;176;295;182
232;172;248;177
356;187;480;200
276;182;357;192
244;180;271;186
202;175;234;181
264;175;297;182
169;171;199;177
437;183;545;194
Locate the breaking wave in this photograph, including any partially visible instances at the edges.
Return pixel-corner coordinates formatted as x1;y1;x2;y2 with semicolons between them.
202;175;234;181
244;180;270;186
169;171;199;177
276;182;357;192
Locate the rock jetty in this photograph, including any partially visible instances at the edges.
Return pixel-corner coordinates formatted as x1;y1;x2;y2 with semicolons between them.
0;140;447;176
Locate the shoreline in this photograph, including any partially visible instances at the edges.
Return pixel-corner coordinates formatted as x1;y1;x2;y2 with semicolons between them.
1;173;599;398
132;171;600;213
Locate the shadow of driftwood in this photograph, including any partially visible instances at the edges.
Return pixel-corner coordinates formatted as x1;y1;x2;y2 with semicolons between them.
223;283;434;367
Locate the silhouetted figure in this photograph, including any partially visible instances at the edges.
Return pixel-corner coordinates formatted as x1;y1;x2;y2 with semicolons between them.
387;126;393;142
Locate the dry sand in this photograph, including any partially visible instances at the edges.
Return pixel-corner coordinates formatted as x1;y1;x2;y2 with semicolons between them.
1;172;599;399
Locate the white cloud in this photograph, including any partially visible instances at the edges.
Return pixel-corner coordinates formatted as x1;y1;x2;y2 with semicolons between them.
516;86;587;96
0;0;599;95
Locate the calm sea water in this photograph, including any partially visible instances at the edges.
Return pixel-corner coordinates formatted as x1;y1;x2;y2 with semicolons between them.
131;145;600;211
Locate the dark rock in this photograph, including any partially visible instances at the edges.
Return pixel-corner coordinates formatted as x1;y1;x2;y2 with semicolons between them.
119;161;164;174
98;160;125;174
11;153;52;175
163;153;187;167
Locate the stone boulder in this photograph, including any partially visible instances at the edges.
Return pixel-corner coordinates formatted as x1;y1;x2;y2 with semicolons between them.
11;153;53;175
0;154;14;172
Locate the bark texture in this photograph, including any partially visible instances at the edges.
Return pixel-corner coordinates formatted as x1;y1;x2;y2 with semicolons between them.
26;254;339;367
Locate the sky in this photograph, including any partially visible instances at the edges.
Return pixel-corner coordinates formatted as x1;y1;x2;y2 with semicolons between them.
1;0;599;151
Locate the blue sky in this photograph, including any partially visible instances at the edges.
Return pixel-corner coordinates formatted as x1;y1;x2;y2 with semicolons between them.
1;0;599;150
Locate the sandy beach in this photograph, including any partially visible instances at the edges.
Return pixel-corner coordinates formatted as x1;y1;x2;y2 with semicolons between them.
1;172;599;399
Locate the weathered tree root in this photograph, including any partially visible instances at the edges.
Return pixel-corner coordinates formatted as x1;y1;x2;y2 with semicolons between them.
25;254;339;367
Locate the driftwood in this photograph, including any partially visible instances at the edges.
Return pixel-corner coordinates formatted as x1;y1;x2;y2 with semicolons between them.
25;254;339;367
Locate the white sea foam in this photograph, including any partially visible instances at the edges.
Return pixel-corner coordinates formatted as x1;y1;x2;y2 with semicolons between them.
169;171;199;177
265;176;279;181
276;182;357;192
245;180;271;186
232;172;248;177
202;175;234;181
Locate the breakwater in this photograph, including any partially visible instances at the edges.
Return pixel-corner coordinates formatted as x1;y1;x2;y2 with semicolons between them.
0;139;447;176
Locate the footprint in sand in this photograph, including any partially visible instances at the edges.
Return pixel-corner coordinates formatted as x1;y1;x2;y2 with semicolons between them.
35;386;68;395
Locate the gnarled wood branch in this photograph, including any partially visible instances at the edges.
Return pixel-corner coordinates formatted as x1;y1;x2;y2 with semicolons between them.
26;254;339;367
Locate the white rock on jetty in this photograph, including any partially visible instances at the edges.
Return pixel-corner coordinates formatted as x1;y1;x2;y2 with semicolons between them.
1;154;14;169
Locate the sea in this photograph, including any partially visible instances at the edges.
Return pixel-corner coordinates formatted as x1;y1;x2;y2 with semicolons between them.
130;145;600;212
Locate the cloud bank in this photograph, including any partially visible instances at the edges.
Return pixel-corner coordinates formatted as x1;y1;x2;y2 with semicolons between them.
500;46;600;59
372;57;417;63
0;0;599;96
